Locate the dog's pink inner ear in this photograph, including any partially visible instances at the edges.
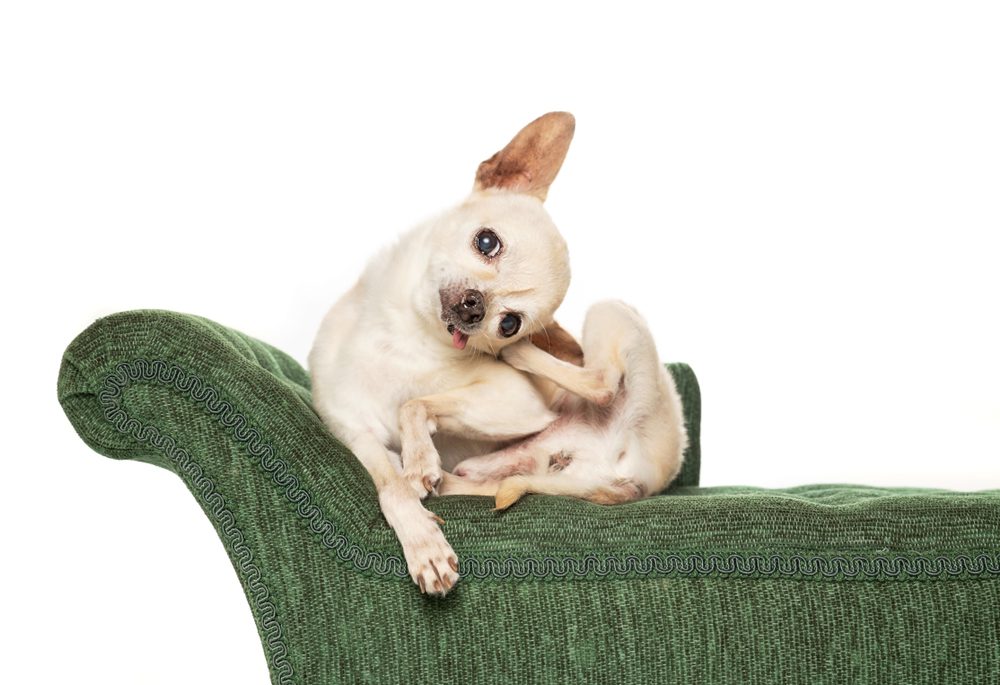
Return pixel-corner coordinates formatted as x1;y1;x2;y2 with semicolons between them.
530;320;584;367
474;112;575;202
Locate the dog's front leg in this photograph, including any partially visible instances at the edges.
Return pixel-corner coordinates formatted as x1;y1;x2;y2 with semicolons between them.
342;430;458;595
399;396;451;498
400;378;558;498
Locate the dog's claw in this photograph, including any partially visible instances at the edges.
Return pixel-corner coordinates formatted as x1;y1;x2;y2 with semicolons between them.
402;460;442;500
410;546;460;597
380;478;459;597
430;511;445;525
422;474;441;494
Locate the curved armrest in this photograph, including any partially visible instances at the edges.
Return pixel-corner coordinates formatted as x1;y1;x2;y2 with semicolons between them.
57;310;382;537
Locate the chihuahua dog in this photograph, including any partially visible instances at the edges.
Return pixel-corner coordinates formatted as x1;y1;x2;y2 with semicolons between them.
310;112;577;596
310;113;686;597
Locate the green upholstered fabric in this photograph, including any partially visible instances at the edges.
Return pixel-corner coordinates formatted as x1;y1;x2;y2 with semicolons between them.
58;310;1000;684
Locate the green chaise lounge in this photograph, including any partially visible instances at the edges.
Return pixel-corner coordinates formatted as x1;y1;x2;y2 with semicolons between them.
58;310;1000;684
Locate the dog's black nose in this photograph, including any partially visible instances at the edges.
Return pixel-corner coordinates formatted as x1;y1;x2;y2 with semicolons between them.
454;289;485;325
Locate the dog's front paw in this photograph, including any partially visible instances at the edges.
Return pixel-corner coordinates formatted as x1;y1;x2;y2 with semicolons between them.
380;485;460;596
403;458;442;499
405;510;460;596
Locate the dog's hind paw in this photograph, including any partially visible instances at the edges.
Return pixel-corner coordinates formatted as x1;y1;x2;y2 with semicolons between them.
577;368;618;406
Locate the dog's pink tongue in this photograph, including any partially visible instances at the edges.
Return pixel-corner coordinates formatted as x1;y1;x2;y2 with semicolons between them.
452;329;468;350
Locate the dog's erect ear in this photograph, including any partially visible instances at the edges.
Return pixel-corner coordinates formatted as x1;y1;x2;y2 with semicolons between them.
474;112;575;202
529;320;584;367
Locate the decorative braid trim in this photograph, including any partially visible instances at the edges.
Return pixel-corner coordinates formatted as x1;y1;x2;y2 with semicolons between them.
458;552;1000;579
102;359;1000;591
100;361;294;685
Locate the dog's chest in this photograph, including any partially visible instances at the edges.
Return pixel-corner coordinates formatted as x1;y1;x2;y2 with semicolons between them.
357;333;478;408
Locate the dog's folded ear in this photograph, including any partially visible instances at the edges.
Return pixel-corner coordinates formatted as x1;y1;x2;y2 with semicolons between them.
529;320;584;367
475;112;575;202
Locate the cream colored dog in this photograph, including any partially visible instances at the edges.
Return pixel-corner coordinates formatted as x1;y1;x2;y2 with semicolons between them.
310;113;686;597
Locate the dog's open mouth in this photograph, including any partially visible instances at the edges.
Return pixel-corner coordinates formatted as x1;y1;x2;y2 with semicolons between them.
446;324;469;350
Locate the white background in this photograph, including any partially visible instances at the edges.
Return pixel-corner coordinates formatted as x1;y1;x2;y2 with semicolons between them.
3;2;998;683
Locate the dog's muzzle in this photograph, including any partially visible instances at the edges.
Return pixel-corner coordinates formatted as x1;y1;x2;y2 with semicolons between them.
451;289;485;326
440;287;486;350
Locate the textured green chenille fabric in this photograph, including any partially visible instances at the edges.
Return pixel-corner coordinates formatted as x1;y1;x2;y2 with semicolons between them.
58;310;1000;684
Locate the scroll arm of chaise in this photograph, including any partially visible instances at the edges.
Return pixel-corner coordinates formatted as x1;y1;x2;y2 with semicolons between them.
56;309;386;545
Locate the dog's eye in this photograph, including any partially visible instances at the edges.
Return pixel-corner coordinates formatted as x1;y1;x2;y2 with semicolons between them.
474;229;502;258
499;313;521;338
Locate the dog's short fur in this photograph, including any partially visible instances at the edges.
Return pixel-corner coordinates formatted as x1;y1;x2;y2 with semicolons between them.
309;113;686;596
444;301;687;512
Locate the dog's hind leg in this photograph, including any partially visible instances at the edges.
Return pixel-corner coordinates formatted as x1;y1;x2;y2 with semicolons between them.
448;431;557;482
439;436;580;497
437;472;500;497
493;472;646;510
